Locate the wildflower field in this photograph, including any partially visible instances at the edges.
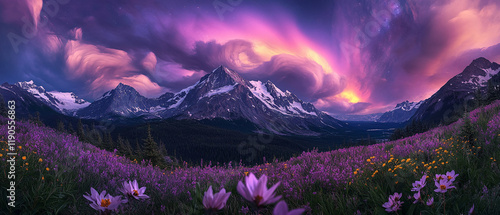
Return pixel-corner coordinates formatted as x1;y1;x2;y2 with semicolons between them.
1;100;500;214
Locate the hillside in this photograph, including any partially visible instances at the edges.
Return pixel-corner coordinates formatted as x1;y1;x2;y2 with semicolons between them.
1;101;500;214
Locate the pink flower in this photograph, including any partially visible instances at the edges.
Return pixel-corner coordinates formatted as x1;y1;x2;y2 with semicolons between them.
426;197;434;206
119;180;149;200
445;170;459;182
383;193;403;212
203;186;231;211
468;204;474;215
435;174;446;182
412;191;422;204
273;200;305;215
434;179;456;193
83;187;127;212
237;173;281;206
411;174;427;192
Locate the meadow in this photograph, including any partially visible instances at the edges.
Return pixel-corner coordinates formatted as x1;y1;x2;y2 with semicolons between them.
1;100;500;214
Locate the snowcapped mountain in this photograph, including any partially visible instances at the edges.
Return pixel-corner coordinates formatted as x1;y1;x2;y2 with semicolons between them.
377;100;424;123
411;57;500;125
76;83;159;119
14;80;90;115
76;66;344;135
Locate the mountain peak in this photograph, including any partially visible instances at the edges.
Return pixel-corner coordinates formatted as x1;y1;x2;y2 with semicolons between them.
471;57;491;68
16;80;46;93
203;66;249;88
115;83;133;90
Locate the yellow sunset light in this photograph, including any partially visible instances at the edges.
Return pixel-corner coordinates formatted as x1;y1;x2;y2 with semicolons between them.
340;91;360;103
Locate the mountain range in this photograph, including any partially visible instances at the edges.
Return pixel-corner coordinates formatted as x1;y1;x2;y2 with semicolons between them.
2;66;345;136
1;57;498;135
336;100;424;123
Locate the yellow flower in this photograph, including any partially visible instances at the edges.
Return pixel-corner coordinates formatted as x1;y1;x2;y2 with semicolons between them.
244;172;249;176
366;159;371;162
25;163;28;165
22;156;26;160
42;177;44;180
354;171;358;175
401;159;406;162
18;146;22;149
38;158;43;162
46;167;50;171
0;154;2;157
382;163;386;167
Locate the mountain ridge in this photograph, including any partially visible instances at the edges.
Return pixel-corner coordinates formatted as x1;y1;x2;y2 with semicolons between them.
411;57;500;125
72;65;345;135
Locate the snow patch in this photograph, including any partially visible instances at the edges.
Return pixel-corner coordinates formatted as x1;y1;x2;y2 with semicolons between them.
249;80;316;117
149;105;166;113
202;84;236;98
462;67;500;86
290;101;317;116
49;91;91;111
167;81;199;109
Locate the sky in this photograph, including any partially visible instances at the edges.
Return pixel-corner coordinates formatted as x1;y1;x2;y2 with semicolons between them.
1;0;500;115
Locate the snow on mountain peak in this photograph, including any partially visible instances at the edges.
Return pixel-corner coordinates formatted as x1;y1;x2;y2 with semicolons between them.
394;100;423;111
461;67;500;87
14;80;90;113
17;80;45;92
249;80;316;117
49;91;90;111
202;84;237;99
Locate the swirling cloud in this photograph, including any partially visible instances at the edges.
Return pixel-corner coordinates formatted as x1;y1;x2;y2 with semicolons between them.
64;29;166;98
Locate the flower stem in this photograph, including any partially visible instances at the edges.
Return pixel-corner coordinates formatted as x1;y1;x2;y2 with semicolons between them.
442;193;446;215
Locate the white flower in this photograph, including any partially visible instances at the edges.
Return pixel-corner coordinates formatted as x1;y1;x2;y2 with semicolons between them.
203;186;231;211
83;187;127;211
237;173;281;206
273;200;305;215
119;180;149;200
